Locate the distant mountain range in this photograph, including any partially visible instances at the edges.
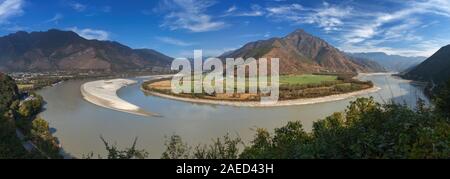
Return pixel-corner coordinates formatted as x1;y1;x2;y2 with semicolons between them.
220;29;383;74
0;29;394;74
403;45;450;85
0;29;173;72
346;55;386;72
346;52;426;72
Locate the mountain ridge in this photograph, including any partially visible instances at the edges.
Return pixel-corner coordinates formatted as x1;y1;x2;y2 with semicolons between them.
0;29;173;72
347;52;426;72
220;29;383;74
403;45;450;85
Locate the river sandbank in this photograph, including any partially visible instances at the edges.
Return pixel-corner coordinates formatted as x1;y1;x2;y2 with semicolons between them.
81;79;157;117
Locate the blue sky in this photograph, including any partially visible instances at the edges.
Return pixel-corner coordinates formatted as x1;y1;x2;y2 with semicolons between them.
0;0;449;58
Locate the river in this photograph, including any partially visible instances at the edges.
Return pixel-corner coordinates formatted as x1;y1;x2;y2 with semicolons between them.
37;73;429;158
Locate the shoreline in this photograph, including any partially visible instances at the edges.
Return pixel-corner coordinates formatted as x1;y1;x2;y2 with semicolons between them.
143;86;381;107
80;79;158;117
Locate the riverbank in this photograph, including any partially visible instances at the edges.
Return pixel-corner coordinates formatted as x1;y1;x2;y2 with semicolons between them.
81;79;158;117
143;86;380;107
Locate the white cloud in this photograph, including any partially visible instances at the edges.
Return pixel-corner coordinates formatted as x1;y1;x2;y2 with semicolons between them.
69;27;110;40
347;0;450;41
236;4;264;17
70;2;86;12
0;0;24;23
267;3;304;15
46;13;63;24
156;36;193;46
226;5;236;13
338;0;450;56
264;0;450;56
159;0;226;32
267;0;449;57
222;4;264;17
266;2;352;32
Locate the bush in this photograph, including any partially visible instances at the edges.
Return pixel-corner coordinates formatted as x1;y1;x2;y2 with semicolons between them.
162;134;243;159
434;80;450;118
241;97;450;159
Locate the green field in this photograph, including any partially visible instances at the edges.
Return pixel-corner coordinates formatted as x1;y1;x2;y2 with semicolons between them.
280;75;338;85
200;74;338;87
145;73;372;101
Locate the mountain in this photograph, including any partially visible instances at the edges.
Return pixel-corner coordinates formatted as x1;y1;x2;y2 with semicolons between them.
346;55;386;72
403;45;450;85
347;52;426;72
0;29;173;72
219;29;379;74
133;49;174;67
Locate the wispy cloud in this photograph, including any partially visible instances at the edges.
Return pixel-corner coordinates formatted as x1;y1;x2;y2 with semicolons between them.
156;36;194;46
46;13;63;24
70;2;86;12
236;4;264;17
263;0;450;56
69;27;110;40
223;4;264;17
158;0;226;32
266;3;304;15
0;0;24;23
338;0;450;56
345;0;450;42
225;5;237;13
267;2;352;32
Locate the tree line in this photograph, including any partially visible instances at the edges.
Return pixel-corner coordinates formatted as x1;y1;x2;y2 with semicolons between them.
0;74;62;159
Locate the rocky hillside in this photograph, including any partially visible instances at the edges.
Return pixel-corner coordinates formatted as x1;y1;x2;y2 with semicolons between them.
0;29;173;72
220;29;380;74
403;45;450;85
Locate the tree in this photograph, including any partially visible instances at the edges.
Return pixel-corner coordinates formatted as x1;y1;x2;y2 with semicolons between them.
31;118;51;137
240;129;272;159
435;80;450;117
85;136;148;159
193;134;242;159
161;135;190;159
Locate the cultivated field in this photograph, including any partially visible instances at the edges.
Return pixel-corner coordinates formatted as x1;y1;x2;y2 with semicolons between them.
280;75;338;85
142;74;373;102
